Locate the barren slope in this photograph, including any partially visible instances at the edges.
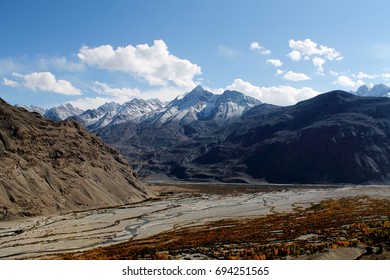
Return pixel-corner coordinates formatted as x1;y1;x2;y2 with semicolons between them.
0;98;152;219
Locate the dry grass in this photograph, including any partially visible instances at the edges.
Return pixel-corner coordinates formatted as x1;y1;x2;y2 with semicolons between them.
56;196;390;260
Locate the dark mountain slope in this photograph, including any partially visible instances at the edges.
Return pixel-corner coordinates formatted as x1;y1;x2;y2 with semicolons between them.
0;98;152;219
188;91;390;183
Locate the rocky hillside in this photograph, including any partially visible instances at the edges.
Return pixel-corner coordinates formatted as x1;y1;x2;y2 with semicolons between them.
0;98;152;219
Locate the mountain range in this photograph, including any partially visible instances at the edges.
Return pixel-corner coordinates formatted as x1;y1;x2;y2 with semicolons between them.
18;83;390;184
20;84;390;127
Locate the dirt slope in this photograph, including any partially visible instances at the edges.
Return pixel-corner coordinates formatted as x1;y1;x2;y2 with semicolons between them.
0;98;152;219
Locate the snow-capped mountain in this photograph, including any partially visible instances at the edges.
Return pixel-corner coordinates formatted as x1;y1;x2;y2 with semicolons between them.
151;86;261;125
67;98;165;130
43;103;84;121
20;86;262;131
198;90;262;121
354;84;390;97
109;98;165;126
68;102;121;128
151;86;215;125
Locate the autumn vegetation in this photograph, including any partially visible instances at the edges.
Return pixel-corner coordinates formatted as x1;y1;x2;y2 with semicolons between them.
57;196;390;260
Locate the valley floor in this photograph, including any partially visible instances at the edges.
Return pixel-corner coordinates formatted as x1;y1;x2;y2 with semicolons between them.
0;184;389;260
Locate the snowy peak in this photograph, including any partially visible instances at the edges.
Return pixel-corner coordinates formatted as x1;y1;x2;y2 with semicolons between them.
151;86;216;124
109;98;165;126
218;90;261;106
97;101;121;112
196;90;261;121
354;83;390;97
153;86;261;124
200;90;262;121
67;98;166;130
170;86;215;110
43;103;84;121
192;85;205;92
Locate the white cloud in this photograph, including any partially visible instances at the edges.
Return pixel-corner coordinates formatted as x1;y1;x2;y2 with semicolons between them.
355;71;376;79
4;72;81;95
312;57;326;73
283;71;311;81
2;78;19;87
250;42;271;55
78;40;201;88
350;72;390;80
226;78;319;106
287;50;302;61
288;39;343;61
333;75;365;88
382;73;390;79
276;69;284;75
288;39;343;73
266;59;283;67
329;70;339;76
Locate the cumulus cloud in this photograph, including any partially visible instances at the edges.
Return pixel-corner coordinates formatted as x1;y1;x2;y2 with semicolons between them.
312;57;326;73
288;39;343;73
333;75;365;88
226;78;319;106
266;59;283;67
288;39;343;61
250;42;271;55
78;40;201;88
283;71;311;81
287;50;301;61
276;69;284;76
3;72;81;95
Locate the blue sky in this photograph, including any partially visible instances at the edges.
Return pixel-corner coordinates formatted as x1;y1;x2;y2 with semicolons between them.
1;0;390;109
